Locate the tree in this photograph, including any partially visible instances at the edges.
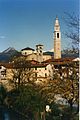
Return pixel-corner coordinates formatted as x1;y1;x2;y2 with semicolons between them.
40;61;79;119
0;84;7;105
6;57;79;119
9;57;36;88
7;82;47;120
45;102;62;120
64;12;79;52
6;57;47;120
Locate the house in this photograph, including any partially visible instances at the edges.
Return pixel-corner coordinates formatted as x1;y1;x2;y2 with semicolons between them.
21;47;35;56
0;65;6;80
21;44;52;63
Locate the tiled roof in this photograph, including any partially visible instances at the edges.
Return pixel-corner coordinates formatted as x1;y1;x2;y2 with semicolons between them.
42;57;76;65
0;62;13;68
0;60;47;69
0;57;78;69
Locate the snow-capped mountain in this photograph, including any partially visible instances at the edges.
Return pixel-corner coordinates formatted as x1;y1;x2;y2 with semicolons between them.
2;47;15;53
0;47;21;62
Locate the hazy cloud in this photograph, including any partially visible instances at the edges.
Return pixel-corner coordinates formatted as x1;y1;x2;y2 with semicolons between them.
49;48;54;52
0;36;5;39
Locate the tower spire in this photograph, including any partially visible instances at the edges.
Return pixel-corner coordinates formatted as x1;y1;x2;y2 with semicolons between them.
54;16;60;31
56;15;58;19
54;17;61;59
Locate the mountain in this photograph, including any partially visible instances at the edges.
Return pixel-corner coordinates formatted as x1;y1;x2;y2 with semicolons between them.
43;51;54;56
0;47;21;62
61;49;79;58
43;50;79;58
62;53;79;58
2;47;16;54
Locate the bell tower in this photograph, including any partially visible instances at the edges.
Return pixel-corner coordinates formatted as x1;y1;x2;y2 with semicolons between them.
54;17;61;59
36;44;43;63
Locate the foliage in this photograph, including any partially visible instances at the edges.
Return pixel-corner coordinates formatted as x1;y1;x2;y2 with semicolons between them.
7;83;47;120
41;61;79;119
6;58;46;119
62;106;79;120
45;103;62;120
0;84;7;105
6;57;79;119
9;57;36;88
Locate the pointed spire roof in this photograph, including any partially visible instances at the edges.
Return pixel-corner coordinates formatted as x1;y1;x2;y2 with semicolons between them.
55;16;59;26
56;15;58;19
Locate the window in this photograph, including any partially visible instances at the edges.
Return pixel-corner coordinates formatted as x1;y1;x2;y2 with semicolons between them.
29;68;31;70
1;70;6;76
45;73;47;77
35;73;37;77
40;50;42;53
25;52;27;55
57;33;59;38
40;47;42;49
35;67;37;70
45;67;47;70
39;53;41;56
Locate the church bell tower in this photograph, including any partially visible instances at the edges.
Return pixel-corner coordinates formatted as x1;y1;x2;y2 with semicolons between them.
36;44;43;63
54;17;61;59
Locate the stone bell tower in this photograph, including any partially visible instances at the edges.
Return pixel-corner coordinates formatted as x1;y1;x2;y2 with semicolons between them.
36;44;43;63
54;16;61;59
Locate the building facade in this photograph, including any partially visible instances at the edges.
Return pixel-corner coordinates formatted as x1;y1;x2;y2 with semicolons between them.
21;47;35;56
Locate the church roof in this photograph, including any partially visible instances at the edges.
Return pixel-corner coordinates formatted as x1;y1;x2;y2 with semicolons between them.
21;47;35;51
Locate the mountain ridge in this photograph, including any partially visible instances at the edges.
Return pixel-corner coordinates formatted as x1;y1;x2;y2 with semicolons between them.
0;47;79;62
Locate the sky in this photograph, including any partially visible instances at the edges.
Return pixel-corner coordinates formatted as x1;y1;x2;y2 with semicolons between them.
0;0;79;52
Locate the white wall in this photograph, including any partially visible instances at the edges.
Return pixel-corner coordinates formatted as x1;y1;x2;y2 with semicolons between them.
34;64;54;80
0;66;6;80
21;50;34;56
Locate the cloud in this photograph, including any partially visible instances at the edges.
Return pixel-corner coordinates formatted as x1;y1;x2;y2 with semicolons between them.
0;36;5;39
49;48;54;52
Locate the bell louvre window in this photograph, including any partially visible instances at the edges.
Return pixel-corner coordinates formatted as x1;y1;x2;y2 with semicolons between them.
57;33;59;38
